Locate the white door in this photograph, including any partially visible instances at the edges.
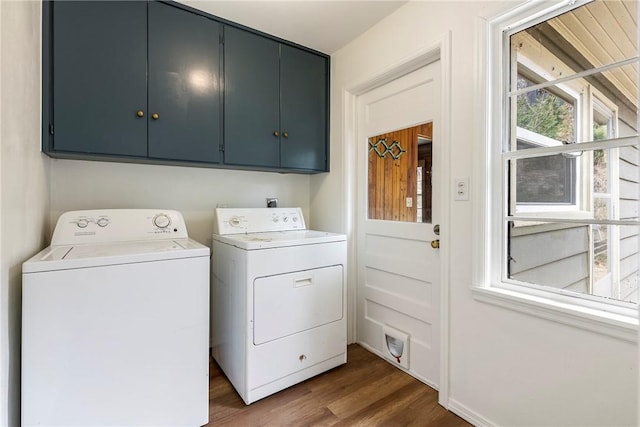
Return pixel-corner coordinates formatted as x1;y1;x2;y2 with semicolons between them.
356;61;441;388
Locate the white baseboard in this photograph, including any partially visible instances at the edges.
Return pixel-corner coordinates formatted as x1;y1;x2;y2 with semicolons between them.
448;398;496;427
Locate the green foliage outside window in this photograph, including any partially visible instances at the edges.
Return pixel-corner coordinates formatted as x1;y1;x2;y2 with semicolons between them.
516;76;574;144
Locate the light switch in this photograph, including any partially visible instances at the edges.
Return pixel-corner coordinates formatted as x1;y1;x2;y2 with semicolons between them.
406;197;413;208
454;177;469;201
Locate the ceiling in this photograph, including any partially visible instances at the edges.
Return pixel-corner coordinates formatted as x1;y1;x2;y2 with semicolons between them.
549;0;637;106
178;0;408;54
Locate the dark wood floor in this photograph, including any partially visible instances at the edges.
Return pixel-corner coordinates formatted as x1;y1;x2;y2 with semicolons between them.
206;344;470;426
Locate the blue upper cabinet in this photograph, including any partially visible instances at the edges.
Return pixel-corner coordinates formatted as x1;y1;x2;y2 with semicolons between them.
223;26;280;168
148;2;221;163
46;1;221;164
224;25;329;172
50;1;148;157
43;1;328;173
280;45;328;171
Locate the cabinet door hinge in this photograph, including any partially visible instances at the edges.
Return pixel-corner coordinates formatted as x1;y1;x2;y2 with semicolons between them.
219;144;224;152
49;124;54;135
219;33;224;45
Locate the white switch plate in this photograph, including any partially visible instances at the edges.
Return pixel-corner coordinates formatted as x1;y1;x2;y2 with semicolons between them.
406;197;413;208
454;176;469;201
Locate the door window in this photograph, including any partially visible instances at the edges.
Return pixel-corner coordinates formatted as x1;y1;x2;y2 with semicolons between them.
367;122;433;223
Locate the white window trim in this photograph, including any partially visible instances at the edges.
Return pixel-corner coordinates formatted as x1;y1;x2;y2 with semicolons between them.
590;91;621;295
473;0;639;342
472;285;637;342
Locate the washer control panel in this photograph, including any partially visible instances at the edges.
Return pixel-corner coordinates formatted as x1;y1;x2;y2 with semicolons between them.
214;208;306;235
51;209;188;246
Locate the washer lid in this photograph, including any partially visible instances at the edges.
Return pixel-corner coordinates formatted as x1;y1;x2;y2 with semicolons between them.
212;229;346;250
22;238;209;273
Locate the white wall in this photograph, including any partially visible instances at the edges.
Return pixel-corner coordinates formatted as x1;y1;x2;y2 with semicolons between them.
315;1;639;425
0;2;50;426
49;160;311;246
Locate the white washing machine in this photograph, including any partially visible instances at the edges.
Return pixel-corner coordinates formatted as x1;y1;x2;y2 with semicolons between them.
22;209;210;427
211;207;347;404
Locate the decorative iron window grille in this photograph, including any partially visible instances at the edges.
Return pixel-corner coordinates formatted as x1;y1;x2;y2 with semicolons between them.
369;137;406;160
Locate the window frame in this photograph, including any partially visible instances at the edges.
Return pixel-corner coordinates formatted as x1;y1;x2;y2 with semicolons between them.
514;129;579;210
590;92;621;294
473;0;640;341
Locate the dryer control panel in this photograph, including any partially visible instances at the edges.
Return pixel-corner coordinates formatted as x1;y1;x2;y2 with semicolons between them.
214;208;306;235
51;209;189;245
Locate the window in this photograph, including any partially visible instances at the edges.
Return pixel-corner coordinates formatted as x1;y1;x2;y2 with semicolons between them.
514;71;579;209
480;0;640;328
516;139;576;205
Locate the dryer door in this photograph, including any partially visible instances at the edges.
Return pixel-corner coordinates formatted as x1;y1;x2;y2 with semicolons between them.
253;265;343;345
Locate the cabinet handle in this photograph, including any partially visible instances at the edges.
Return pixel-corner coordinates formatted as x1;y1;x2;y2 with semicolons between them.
136;110;144;118
152;113;159;120
283;132;289;138
273;131;279;137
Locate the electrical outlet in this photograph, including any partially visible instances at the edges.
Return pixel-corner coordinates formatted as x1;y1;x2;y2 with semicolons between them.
454;177;469;201
266;198;278;208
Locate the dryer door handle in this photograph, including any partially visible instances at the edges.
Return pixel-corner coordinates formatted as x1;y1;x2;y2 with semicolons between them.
293;277;313;288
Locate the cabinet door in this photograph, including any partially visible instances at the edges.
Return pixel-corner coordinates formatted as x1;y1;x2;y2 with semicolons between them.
280;46;328;171
148;2;221;163
51;1;147;156
223;26;280;168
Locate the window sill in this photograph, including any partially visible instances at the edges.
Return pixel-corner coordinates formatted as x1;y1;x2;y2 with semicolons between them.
472;285;638;342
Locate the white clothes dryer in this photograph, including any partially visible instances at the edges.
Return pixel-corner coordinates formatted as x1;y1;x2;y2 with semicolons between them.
22;209;210;427
211;207;347;405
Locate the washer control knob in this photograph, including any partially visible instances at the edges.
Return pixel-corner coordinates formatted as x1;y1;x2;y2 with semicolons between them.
283;216;289;222
292;216;298;222
76;219;89;228
229;216;241;227
153;214;171;229
97;218;109;227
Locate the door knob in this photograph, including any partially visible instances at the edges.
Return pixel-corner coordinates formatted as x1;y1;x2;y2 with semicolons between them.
273;131;279;137
283;131;289;138
136;110;144;118
431;239;440;249
151;113;159;120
